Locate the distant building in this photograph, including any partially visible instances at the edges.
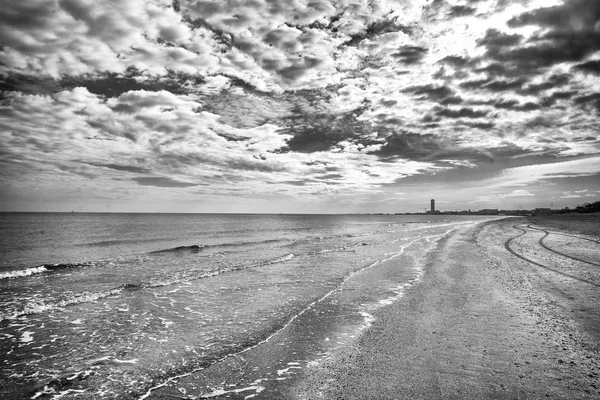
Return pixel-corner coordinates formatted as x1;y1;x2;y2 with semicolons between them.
430;199;435;213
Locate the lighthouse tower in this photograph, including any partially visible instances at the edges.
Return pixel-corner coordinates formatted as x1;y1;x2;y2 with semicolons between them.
430;199;435;213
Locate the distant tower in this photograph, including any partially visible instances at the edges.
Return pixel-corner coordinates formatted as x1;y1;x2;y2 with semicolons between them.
430;199;435;213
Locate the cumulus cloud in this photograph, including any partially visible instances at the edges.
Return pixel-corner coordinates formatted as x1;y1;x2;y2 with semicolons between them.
1;0;599;211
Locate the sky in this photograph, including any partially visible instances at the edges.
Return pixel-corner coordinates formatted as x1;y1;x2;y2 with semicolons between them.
0;0;599;213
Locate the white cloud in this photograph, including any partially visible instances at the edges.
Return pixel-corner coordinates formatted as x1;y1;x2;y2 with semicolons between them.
497;189;535;198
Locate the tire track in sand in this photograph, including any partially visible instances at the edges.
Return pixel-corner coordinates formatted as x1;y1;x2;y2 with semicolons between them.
527;225;600;245
504;225;600;288
526;225;600;267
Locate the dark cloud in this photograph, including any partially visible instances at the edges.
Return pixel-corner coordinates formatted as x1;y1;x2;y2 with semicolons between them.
464;121;495;130
390;46;428;65
278;180;313;186
494;100;540;112
550;91;577;100
0;75;61;96
371;132;444;159
277;102;384;153
573;93;600;112
520;74;571;95
86;163;151;174
449;5;476;17
404;84;461;104
436;107;489;119
499;34;600;70
370;132;527;164
0;69;205;97
279;119;372;153
497;0;600;71
518;102;540;112
379;99;397;107
474;63;520;78
65;70;204;98
524;115;556;129
459;76;529;93
234;33;325;81
459;78;492;90
277;56;324;81
438;55;470;67
343;17;412;47
507;0;600;31
315;173;343;180
478;29;523;50
484;78;527;92
539;90;578;107
573;60;600;75
133;176;196;188
216;132;250;142
86;120;136;141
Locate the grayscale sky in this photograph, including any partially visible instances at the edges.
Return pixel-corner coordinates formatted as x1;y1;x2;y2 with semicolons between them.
0;0;599;213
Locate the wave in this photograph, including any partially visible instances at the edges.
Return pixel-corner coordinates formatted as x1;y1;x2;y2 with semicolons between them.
150;238;286;254
0;287;124;321
143;253;296;289
1;254;297;320
0;266;48;280
0;262;98;280
76;237;170;247
149;244;206;254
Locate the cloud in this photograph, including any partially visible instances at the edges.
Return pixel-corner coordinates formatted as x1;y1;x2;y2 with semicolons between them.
498;0;600;71
404;84;462;104
390;45;428;65
449;5;476;18
478;29;523;50
573;60;600;75
484;156;600;189
133;176;196;188
497;189;535;198
86;163;151;174
1;0;599;212
435;107;489;119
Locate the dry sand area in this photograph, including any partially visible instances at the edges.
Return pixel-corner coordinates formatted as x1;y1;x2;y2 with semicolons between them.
293;216;600;399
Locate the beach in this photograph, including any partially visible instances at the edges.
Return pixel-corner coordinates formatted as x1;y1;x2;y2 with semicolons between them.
0;214;483;399
2;214;599;399
291;216;600;399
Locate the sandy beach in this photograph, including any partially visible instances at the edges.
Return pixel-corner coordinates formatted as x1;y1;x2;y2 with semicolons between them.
292;216;600;399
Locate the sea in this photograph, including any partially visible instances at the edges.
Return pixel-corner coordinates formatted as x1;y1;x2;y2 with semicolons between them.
0;213;490;399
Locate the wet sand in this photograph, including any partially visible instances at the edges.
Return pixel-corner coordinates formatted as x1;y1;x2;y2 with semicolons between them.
292;216;600;399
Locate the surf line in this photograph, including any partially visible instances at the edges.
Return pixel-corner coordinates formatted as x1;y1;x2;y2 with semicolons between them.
138;232;446;400
525;225;600;267
505;225;600;288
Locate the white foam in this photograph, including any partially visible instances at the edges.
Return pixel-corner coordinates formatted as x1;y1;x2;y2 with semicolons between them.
20;331;34;343
0;288;123;321
267;253;295;264
113;358;139;364
277;365;301;375
0;266;47;280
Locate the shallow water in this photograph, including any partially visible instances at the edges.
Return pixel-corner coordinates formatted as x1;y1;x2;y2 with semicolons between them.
0;213;491;399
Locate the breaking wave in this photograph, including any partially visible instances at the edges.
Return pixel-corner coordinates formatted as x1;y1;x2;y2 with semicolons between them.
0;262;99;280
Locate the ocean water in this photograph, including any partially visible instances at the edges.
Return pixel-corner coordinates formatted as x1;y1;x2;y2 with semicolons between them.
0;213;488;399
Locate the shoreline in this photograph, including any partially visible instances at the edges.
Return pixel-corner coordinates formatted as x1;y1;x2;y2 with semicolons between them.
292;217;600;399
